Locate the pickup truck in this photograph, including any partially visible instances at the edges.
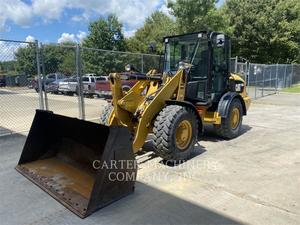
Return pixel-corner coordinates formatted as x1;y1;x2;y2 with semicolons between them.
34;73;66;92
58;77;78;95
82;75;97;97
95;76;137;97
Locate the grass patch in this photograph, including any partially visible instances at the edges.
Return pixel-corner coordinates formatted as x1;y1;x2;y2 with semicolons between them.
282;84;300;93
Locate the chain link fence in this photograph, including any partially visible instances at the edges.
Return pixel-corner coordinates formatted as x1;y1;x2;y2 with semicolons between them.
80;47;161;120
231;57;300;99
0;39;41;135
1;38;299;136
0;39;161;135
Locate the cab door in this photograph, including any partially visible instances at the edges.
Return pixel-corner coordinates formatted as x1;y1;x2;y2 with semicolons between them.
185;39;211;103
210;33;230;102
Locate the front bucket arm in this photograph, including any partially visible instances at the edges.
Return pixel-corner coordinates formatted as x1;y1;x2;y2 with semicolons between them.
132;70;184;152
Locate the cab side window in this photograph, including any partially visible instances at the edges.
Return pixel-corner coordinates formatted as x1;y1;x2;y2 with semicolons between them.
189;42;209;80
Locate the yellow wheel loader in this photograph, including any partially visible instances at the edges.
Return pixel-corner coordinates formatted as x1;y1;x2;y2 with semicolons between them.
16;31;250;218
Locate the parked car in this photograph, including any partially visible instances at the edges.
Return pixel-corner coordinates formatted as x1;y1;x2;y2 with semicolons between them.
34;73;66;92
46;78;67;94
82;75;98;97
58;77;78;95
0;75;6;87
95;76;137;97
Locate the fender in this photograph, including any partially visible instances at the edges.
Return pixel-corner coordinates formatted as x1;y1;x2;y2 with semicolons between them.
217;92;247;118
165;100;204;134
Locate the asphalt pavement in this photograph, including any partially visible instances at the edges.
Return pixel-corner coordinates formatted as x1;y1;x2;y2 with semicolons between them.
0;93;300;225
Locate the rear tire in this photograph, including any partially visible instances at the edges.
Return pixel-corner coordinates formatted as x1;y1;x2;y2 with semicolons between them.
153;105;198;162
214;98;243;139
99;104;114;125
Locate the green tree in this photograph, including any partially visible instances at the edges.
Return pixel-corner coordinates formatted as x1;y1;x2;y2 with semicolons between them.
15;44;37;76
126;11;177;54
82;14;127;75
0;61;18;76
168;0;226;33
14;42;77;77
58;50;75;75
223;0;300;63
43;42;76;75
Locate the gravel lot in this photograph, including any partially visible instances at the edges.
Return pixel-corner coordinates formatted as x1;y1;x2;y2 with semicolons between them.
0;93;300;225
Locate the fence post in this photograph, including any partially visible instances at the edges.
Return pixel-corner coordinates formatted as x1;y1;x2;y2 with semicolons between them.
275;63;278;92
262;65;265;97
284;65;288;88
246;62;250;86
247;63;251;97
40;43;49;110
76;44;85;120
35;40;44;110
254;65;257;99
235;56;238;73
269;67;272;94
141;54;144;73
290;64;294;87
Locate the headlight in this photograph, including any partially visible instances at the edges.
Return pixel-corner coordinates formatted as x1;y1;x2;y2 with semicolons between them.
125;64;132;72
178;61;185;70
178;61;193;70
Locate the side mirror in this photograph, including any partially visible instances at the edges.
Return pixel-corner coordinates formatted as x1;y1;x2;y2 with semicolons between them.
125;64;139;73
216;34;225;47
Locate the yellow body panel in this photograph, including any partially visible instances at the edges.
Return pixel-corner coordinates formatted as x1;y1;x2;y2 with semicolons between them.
109;70;184;152
108;70;250;153
133;70;184;152
203;111;222;124
230;73;251;110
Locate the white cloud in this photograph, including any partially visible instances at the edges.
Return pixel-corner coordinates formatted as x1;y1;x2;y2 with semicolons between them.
76;31;87;42
0;0;32;31
71;12;90;22
32;0;67;20
25;35;35;42
105;0;161;30
57;33;76;43
0;0;163;36
57;31;87;43
0;15;7;32
159;0;173;18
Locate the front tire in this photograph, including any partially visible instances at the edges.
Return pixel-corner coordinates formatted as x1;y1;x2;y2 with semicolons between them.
153;105;198;161
214;98;243;139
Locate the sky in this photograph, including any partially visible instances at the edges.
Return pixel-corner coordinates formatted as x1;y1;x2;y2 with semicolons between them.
0;0;225;44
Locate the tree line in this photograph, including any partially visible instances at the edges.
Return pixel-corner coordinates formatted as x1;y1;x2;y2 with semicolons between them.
2;0;300;76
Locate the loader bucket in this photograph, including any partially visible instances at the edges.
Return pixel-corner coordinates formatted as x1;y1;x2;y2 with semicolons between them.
16;110;137;218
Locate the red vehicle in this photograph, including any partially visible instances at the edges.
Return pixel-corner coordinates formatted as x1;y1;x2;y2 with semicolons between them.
95;76;137;97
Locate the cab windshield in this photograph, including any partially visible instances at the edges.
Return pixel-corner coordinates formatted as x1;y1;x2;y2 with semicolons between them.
163;33;203;73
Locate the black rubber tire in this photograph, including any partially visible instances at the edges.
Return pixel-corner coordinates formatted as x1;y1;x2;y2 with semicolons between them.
214;98;243;139
153;105;198;161
99;104;114;125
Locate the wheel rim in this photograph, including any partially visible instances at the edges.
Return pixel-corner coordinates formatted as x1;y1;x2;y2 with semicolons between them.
230;107;240;129
175;120;193;150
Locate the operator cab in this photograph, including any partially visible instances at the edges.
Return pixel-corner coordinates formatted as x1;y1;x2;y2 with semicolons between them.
163;31;231;105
